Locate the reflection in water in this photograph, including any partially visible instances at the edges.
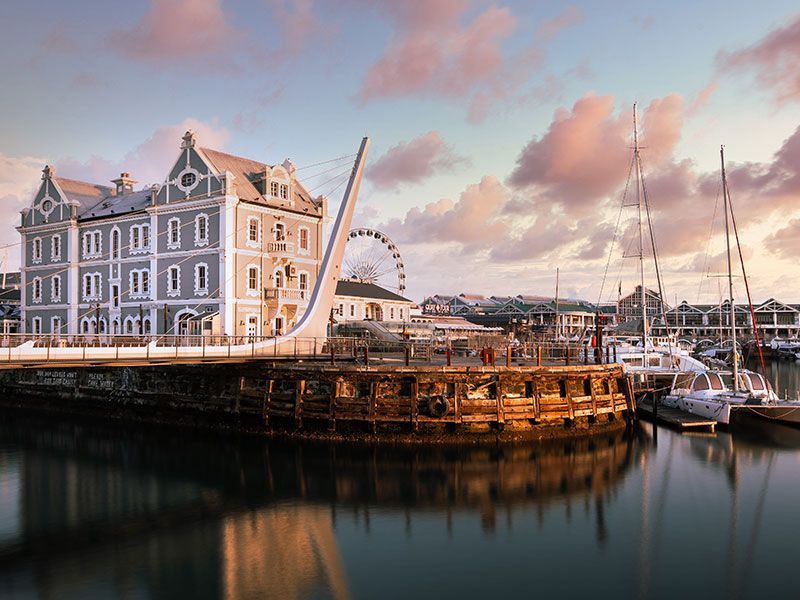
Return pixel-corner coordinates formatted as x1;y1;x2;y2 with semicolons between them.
0;415;641;599
2;398;800;598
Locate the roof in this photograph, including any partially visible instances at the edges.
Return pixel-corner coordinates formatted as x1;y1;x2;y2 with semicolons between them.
55;177;112;214
336;280;412;303
82;189;152;219
201;147;320;214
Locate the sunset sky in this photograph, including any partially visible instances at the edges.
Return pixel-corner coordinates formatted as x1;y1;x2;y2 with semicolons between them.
2;0;800;305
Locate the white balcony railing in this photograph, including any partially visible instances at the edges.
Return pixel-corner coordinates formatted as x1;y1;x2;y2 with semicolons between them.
265;287;307;302
267;241;295;255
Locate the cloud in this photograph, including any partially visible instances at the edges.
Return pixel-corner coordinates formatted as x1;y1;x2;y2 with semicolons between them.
0;154;48;267
687;81;718;115
367;131;467;189
382;175;510;249
57;118;231;187
111;0;241;66
507;93;684;214
717;14;800;103
268;0;324;59
765;219;800;258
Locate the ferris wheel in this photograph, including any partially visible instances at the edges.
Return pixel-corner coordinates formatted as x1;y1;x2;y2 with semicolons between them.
343;228;406;295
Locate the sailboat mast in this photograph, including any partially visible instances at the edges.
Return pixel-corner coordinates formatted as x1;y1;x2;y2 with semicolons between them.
720;145;739;391
555;267;560;338
634;105;648;352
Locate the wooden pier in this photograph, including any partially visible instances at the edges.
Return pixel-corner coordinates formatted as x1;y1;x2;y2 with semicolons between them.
638;401;717;432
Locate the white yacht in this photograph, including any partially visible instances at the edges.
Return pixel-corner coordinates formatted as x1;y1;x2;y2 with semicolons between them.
662;370;778;425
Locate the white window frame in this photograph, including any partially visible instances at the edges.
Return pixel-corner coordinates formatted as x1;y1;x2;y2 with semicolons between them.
111;284;120;308
298;271;309;299
273;268;284;289
111;227;121;260
298;226;310;255
129;224;149;255
51;275;61;303
273;222;285;241
31;316;42;335
166;265;181;297
280;183;288;200
246;264;261;297
82;230;102;259
350;304;355;317
129;268;150;300
195;213;209;247
51;316;62;334
82;272;102;302
167;217;181;250
32;237;42;264
50;234;61;261
31;276;42;303
246;216;261;248
194;262;209;296
270;181;280;197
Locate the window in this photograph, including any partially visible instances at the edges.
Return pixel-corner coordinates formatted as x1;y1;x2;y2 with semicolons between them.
82;231;101;258
350;304;355;317
51;316;62;334
129;269;150;299
51;235;61;261
195;214;209;246
31;317;42;335
273;269;283;288
129;224;149;254
338;303;344;316
390;307;395;320
111;228;120;259
194;263;208;295
31;276;42;303
246;265;260;296
181;172;196;188
51;275;61;303
32;237;42;263
167;265;181;297
167;218;181;249
280;184;288;199
399;309;404;320
299;227;309;253
299;272;308;291
247;217;261;247
274;317;284;336
271;181;279;197
82;272;102;301
274;222;285;241
111;284;120;308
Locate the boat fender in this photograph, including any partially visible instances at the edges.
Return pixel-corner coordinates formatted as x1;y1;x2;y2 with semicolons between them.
427;395;450;418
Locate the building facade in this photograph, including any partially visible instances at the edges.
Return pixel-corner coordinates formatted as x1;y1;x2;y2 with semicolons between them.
18;131;326;337
334;280;414;323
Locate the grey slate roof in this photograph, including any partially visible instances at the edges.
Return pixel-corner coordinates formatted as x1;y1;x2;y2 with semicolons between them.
336;280;412;303
54;177;112;214
81;189;152;220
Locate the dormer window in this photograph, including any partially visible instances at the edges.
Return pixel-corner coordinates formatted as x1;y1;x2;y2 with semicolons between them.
271;181;279;197
280;184;288;200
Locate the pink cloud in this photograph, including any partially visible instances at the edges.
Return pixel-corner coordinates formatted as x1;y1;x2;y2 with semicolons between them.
507;93;684;213
367;131;467;189
359;2;516;102
687;81;718;115
57;118;230;186
112;0;240;65
717;14;800;103
382;176;509;249
765;219;800;258
268;0;323;58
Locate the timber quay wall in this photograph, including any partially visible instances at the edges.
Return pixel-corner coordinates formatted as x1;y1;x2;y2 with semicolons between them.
0;363;636;442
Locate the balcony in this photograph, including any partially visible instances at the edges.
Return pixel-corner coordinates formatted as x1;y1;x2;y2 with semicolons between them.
267;241;295;257
265;287;308;303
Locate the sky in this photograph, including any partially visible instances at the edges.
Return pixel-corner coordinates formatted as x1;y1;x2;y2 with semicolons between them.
1;0;800;305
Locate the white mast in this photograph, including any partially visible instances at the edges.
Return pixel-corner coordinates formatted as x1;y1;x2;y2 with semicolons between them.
720;146;739;391
633;104;648;353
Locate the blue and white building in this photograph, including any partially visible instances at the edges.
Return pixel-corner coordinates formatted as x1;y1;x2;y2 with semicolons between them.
19;131;327;337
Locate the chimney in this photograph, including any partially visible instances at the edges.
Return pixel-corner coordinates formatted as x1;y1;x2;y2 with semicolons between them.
111;172;137;195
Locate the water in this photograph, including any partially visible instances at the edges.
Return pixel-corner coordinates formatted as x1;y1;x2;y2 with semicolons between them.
2;367;800;599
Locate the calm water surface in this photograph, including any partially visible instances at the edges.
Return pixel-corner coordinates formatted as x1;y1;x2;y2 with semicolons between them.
2;365;800;599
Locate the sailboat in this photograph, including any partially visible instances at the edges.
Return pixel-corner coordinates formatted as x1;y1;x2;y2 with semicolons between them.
605;105;706;378
662;146;780;425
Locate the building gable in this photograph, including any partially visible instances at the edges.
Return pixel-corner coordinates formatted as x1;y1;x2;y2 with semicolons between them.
154;131;223;205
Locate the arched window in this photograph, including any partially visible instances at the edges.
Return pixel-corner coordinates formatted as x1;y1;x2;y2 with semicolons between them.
274;269;284;288
111;228;120;259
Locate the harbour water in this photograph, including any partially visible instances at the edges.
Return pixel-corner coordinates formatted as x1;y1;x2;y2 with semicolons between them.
2;365;800;599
